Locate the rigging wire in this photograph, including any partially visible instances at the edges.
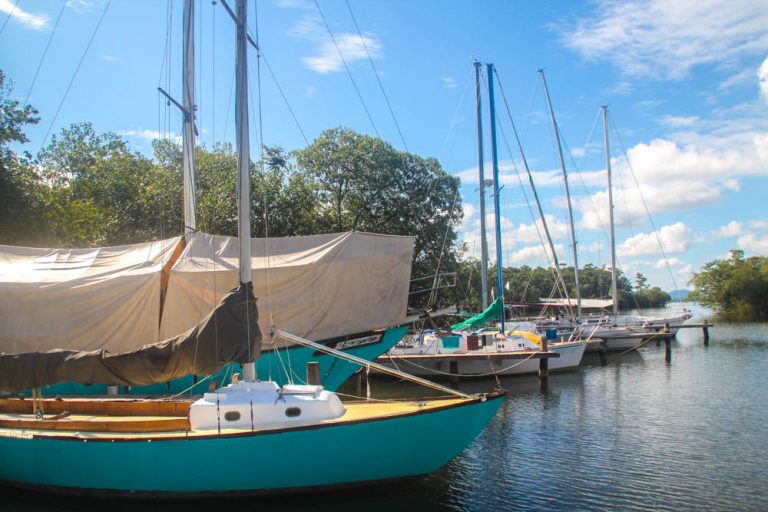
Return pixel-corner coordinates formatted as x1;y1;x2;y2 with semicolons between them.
211;0;216;146
344;0;408;151
313;0;380;138
24;0;67;105
37;0;112;156
0;0;19;36
610;115;680;291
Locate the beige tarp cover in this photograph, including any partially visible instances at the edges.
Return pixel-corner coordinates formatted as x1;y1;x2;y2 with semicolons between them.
0;283;261;392
160;231;414;343
0;238;181;354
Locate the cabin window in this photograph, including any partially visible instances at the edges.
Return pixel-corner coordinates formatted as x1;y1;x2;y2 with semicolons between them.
285;407;302;418
224;411;241;422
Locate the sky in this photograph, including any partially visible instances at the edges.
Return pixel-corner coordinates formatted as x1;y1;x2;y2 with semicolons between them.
2;0;767;293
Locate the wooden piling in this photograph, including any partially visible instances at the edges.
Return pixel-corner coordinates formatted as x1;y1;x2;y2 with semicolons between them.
539;337;549;379
703;320;710;346
449;360;459;386
306;361;320;385
664;338;671;362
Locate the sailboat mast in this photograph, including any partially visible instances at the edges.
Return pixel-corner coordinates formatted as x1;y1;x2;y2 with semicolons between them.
486;63;505;332
474;61;490;310
235;0;255;382
539;69;581;319
182;0;197;235
603;106;618;317
235;0;252;285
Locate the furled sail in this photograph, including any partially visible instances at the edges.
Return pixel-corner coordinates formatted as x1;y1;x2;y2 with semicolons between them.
160;231;414;344
0;283;260;392
451;297;504;331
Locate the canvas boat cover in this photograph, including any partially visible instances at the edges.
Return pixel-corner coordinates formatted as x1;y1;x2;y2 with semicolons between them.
160;231;415;344
0;237;182;355
0;283;260;392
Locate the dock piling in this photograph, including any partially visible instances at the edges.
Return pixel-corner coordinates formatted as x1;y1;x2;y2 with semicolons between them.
539;337;549;380
703;321;710;346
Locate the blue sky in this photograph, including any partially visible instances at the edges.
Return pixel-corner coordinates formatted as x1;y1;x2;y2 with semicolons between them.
2;0;767;292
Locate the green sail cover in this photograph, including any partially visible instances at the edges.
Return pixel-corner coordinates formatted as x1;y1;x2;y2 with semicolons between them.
451;297;503;331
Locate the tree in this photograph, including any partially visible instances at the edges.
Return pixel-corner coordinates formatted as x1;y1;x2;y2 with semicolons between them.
0;70;52;245
689;250;768;321
295;128;463;306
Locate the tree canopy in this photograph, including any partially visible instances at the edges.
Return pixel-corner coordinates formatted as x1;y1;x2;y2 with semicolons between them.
689;250;768;321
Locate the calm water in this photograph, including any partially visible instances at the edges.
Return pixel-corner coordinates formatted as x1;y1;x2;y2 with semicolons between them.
2;305;767;511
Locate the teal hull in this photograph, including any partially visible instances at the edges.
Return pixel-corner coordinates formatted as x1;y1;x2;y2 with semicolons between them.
34;326;407;396
0;394;504;496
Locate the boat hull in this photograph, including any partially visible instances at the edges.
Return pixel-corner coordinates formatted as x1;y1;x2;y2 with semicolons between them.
378;342;586;378
0;394;503;497
33;326;408;396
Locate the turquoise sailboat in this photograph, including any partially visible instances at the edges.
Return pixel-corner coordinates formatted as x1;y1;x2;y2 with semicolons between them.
0;0;503;496
0;0;416;397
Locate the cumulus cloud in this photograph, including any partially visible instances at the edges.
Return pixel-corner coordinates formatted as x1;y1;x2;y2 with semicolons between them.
0;0;48;30
560;0;768;80
616;222;693;258
715;220;743;238
578;133;768;230
441;77;457;89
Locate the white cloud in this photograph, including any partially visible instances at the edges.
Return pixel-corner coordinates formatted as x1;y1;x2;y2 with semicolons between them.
654;257;682;268
760;56;768;100
661;115;700;128
0;0;48;30
441;77;457;89
578;132;768;230
507;244;564;265
617;222;693;258
715;220;743;237
560;0;768;80
750;220;768;229
737;232;768;255
119;129;180;143
288;18;382;74
65;1;95;13
99;53;117;62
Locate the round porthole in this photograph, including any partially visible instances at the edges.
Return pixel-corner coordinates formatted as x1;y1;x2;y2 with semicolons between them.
224;411;241;422
285;407;302;418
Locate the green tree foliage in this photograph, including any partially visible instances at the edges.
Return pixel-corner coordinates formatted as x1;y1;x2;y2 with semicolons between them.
447;262;667;314
689;250;768;321
0;70;52;245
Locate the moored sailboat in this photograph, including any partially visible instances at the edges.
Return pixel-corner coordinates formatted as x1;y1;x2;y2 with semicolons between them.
0;0;503;496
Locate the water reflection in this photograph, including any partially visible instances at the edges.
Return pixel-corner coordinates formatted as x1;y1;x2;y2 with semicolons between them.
4;306;768;511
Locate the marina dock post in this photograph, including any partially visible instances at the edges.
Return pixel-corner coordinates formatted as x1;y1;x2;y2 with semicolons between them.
703;320;710;345
663;323;672;362
539;337;549;380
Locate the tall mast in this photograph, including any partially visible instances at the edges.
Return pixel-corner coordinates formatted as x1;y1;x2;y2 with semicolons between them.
486;63;504;332
539;69;581;319
235;0;255;381
495;67;574;320
603;106;618;317
182;0;197;235
474;61;490;309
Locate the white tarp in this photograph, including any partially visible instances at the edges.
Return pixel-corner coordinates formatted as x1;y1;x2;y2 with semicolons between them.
0;237;182;354
160;231;414;342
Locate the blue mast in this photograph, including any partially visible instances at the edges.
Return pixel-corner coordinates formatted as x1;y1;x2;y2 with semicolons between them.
486;63;505;333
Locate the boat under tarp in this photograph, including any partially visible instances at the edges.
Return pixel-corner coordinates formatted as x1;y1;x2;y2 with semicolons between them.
0;283;260;392
160;231;414;346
